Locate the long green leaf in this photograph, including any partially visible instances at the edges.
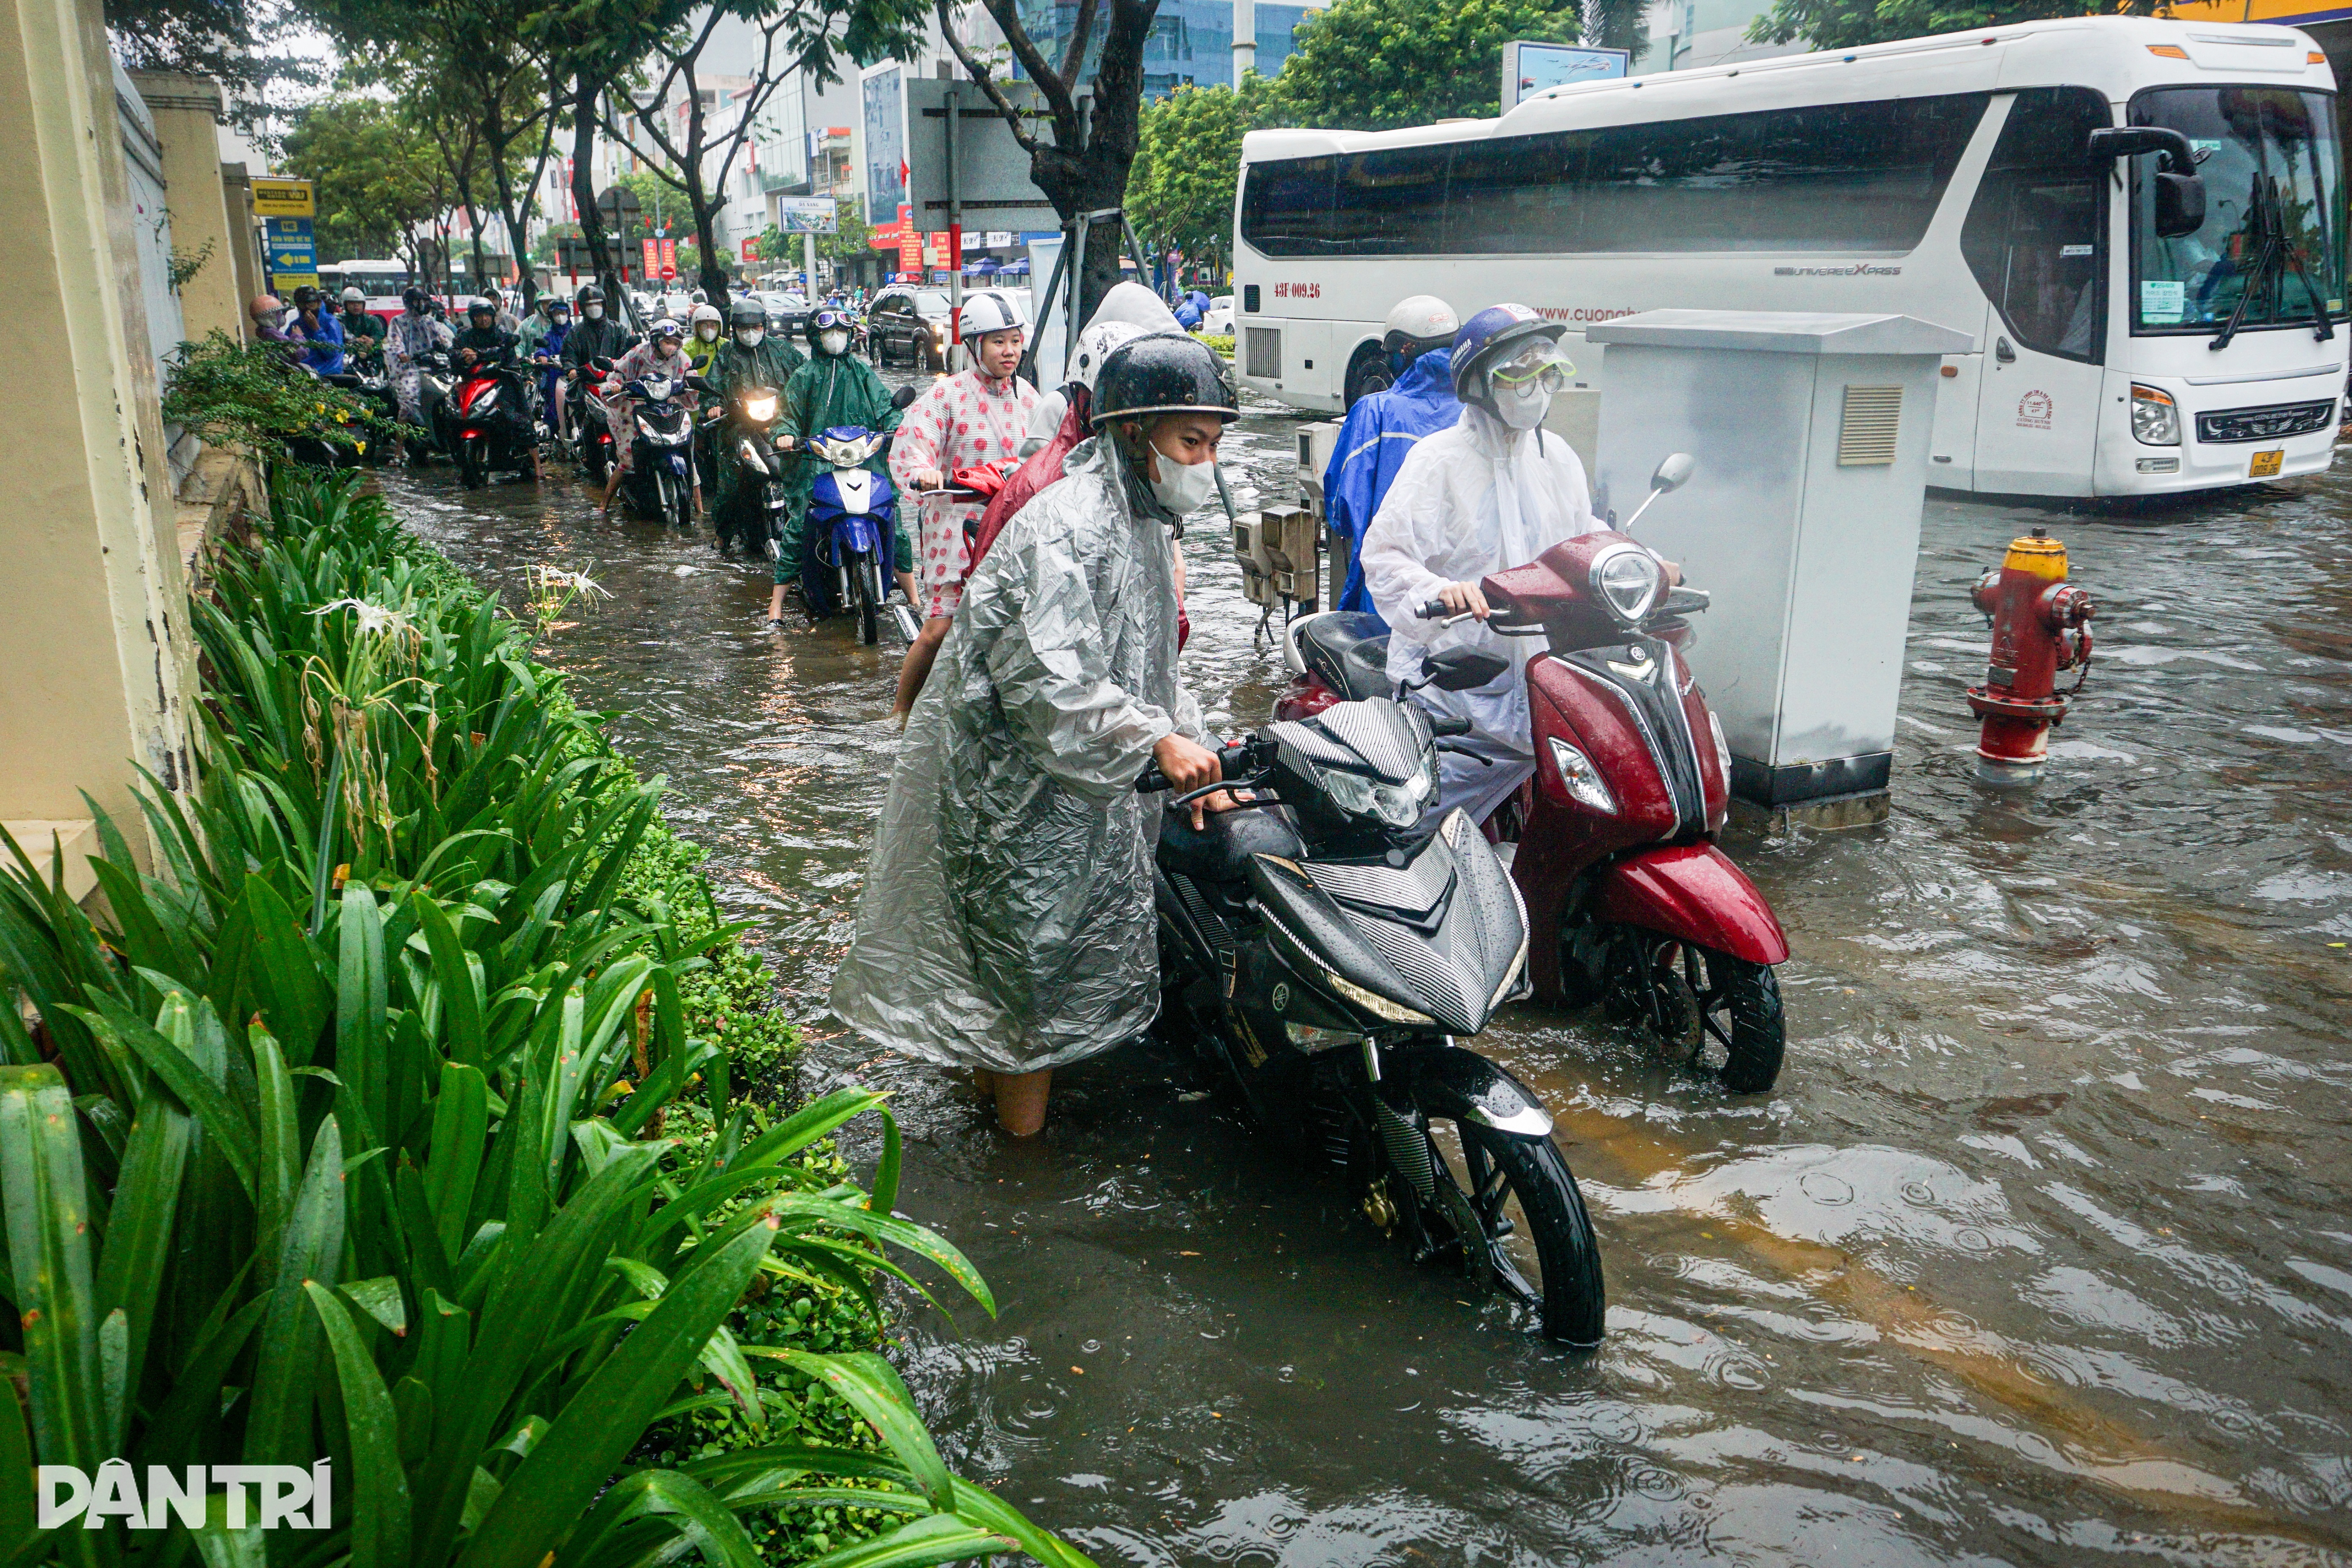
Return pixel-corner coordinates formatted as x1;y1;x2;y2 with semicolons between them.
412;894;486;1070
304;1282;413;1568
97;997;257;1203
90;1096;190;1424
243;1114;345;1466
421;1062;487;1263
453;1210;779;1568
792;1514;1015;1568
0;1067;107;1568
756;1351;952;1510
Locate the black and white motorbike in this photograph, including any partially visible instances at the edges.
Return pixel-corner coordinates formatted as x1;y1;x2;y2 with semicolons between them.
1142;652;1606;1346
599;360;695;529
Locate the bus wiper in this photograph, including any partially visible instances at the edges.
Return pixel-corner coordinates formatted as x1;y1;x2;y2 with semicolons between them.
2210;174;2284;353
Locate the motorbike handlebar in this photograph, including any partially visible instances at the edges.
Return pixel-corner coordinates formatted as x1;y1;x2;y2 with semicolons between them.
1416;599;1449;620
1427;713;1473;737
1134;738;1254;794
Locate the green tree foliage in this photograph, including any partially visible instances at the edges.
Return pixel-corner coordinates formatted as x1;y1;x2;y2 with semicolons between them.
816;195;874;269
1130;76;1276;269
1269;0;1582;131
282;99;446;263
106;0;322;135
1747;0;2156;49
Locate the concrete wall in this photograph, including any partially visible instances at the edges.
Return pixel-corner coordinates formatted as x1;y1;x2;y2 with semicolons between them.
129;71;248;344
0;0;200;878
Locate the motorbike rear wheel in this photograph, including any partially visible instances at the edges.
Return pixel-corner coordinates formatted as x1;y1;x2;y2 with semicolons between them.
1421;1113;1606;1347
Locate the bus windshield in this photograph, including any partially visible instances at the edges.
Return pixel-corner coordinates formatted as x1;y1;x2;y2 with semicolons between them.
2130;86;2345;335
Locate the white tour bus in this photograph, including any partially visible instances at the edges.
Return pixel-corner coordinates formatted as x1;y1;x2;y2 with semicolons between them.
1232;16;2347;498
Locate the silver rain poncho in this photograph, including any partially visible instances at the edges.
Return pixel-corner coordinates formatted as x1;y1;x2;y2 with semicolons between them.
830;434;1207;1074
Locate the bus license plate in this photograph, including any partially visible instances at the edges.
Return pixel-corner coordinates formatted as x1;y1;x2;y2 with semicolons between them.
2250;449;2284;477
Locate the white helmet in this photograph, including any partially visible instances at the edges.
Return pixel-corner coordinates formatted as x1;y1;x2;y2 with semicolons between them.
1067;319;1149;395
959;290;1025;342
1383;295;1458;353
690;302;723;330
339;285;367;304
1086;280;1178;334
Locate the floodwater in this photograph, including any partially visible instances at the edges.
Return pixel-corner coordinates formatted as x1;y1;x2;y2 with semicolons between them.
386;373;2352;1567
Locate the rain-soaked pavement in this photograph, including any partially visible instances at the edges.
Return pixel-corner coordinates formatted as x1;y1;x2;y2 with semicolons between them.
385;368;2352;1566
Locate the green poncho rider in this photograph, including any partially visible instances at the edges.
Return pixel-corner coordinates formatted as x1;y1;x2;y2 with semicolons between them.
768;304;914;629
705;297;807;560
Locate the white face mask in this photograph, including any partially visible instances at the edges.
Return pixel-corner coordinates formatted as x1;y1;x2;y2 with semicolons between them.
1494;382;1553;431
584;304;605;320
737;327;764;348
697;324;719;341
1147;448;1219;516
818;329;848;356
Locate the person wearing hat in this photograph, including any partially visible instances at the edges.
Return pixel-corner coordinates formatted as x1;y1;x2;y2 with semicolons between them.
1361;303;1670;823
598;316;698;513
248;293;290;343
885;289;1042;721
1321;295;1463;619
337;286;386;362
830;333;1238;1138
771;305;907;628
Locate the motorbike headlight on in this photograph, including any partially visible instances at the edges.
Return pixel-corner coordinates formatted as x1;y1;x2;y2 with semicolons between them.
1313;755;1434;828
2129;384;2181;446
1590;543;1664;625
1320;966;1434;1026
743;393;777;423
1547;736;1618;815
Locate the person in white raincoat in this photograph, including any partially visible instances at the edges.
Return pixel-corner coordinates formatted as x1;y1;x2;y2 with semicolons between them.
831;334;1240;1136
1363;304;1669;825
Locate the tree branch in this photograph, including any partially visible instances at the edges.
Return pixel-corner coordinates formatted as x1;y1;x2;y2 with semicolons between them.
1059;0;1099;92
976;0;1079;140
937;0;1044;156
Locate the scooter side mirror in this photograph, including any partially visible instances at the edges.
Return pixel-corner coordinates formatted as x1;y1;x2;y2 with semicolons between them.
1421;647;1511;691
891;384;921;410
683;374;715;394
1650;452;1695;493
591;357;616;373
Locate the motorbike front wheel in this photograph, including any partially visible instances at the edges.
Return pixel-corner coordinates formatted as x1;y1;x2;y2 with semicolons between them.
458;437;486;489
666;465;693;530
1604;929;1785;1093
852;553;883;645
1422;1114;1606;1347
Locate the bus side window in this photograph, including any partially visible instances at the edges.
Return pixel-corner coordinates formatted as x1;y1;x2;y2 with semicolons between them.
1960;88;2113;364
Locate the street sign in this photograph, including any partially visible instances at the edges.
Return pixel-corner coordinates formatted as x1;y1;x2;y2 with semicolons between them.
741;238;760;263
252;177;314;217
265;214;318;291
599;186;643;230
904;79;1059;228
774;196;838;235
1501;41;1630;110
642;238;660;278
659;237;677;277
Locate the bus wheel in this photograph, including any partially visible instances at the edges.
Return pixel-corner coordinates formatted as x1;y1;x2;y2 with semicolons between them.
1343;346;1393;409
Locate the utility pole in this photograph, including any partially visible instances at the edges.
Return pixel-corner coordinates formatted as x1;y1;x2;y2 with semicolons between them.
1233;0;1256;86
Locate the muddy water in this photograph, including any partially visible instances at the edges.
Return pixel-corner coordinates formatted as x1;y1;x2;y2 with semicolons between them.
386;375;2352;1566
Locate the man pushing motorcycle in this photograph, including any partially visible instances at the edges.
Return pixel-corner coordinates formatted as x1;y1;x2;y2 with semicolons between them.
1361;304;1675;824
830;335;1239;1139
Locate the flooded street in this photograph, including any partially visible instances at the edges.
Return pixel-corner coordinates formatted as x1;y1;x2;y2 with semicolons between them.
386;373;2351;1566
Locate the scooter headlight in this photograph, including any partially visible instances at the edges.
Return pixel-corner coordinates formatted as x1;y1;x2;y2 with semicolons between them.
1312;753;1436;828
743;393;777;423
1590;544;1663;625
1547;736;1618;815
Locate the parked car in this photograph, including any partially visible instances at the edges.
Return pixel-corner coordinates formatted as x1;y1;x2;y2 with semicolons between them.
1202;294;1234;335
866;287;955;369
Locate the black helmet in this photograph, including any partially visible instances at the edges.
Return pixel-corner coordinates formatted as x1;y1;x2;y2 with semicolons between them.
576;284;604;306
728;298;766;329
402;286;429;311
467;297;496;318
1088;333;1238;429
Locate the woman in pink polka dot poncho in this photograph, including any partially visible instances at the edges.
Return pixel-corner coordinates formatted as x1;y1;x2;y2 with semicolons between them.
887;296;1040;719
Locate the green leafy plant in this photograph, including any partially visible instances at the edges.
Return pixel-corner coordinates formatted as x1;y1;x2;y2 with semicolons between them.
0;470;1091;1568
161;331;412;456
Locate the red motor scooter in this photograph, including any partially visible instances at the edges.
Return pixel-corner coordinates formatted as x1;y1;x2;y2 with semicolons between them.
1276;459;1790;1090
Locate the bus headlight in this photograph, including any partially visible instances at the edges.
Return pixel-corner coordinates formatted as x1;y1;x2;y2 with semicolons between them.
2130;385;2180;446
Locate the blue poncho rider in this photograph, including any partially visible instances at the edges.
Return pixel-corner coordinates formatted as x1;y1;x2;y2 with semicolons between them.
1322;295;1461;621
830;334;1240;1138
1362;304;1673;825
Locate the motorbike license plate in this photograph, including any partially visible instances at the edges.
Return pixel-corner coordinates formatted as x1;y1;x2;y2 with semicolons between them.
2250;449;2284;478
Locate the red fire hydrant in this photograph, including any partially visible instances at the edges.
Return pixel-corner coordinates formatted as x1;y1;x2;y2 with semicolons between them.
1965;527;2095;787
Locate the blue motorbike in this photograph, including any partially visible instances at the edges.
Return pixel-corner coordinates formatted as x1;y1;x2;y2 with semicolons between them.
805;425;899;645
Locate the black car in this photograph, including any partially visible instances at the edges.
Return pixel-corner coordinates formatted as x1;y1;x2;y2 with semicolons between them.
754;291;813;341
866;287;954;369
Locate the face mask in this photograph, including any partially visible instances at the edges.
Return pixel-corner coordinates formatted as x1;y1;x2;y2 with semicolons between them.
584;304;604;320
737;328;765;348
1494;381;1552;431
697;325;719;341
654;339;679;357
1147;449;1219;517
819;330;848;355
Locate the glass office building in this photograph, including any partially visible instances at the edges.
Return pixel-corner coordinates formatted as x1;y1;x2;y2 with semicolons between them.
1014;0;1321;97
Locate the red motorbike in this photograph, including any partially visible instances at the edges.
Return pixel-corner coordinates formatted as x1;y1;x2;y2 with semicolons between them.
445;354;535;489
1276;482;1789;1090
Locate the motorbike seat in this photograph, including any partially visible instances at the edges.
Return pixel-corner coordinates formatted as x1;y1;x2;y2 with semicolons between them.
1297;612;1393;702
1157;803;1304;886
